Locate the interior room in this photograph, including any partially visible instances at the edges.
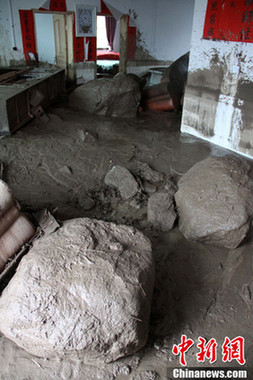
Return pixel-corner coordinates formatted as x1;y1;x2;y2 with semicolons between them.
0;0;252;379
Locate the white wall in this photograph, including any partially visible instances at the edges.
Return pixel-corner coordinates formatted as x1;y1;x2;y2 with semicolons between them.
181;0;253;158
35;13;55;65
0;0;195;66
104;0;195;61
0;0;46;65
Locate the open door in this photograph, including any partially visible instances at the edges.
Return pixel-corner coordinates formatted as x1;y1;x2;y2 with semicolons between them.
53;14;67;70
33;11;74;81
53;13;74;80
65;13;74;80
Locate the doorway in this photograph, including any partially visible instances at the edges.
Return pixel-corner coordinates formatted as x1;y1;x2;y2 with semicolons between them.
34;11;74;80
96;14;119;78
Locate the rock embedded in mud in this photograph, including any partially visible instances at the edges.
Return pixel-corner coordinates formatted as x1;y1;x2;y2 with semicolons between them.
132;370;160;380
163;176;178;197
105;165;139;200
136;161;164;184
68;73;141;118
175;155;253;249
147;191;176;231
0;217;154;363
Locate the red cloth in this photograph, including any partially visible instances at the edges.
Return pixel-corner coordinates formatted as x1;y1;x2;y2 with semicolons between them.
105;16;116;50
97;50;119;60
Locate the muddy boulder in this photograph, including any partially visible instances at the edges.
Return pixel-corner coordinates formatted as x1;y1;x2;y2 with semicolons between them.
175;155;253;249
0;217;154;363
69;73;141;118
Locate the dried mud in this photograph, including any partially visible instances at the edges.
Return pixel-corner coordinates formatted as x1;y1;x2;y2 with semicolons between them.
0;105;252;379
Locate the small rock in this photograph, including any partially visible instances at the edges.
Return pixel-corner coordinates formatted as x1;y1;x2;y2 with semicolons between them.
48;113;63;123
143;181;157;195
78;130;97;144
78;197;95;211
130;199;141;209
148;191;176;231
163;176;178;196
113;363;131;377
59;165;72;176
132;370;160;380
105;166;139;200
136;161;164;183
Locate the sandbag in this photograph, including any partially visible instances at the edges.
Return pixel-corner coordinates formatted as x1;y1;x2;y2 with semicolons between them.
0;214;35;272
0;202;20;237
0;180;14;217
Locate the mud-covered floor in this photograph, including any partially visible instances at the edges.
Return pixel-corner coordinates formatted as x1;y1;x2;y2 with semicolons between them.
0;105;252;380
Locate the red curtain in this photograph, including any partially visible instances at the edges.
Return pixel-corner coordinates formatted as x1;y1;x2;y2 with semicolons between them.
105;16;116;51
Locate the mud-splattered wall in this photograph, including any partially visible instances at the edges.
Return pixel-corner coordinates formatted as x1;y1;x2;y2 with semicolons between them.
181;0;253;158
0;0;194;66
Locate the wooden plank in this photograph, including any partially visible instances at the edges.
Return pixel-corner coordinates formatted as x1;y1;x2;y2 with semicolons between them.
119;14;128;73
0;70;25;84
66;12;75;80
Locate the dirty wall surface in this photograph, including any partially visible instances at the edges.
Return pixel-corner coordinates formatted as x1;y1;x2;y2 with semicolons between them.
0;0;194;67
0;106;252;379
181;0;253;159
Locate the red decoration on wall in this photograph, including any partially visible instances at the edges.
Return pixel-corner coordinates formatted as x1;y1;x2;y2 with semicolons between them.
50;0;66;12
86;37;97;61
72;12;84;62
100;0;112;16
203;0;253;42
19;10;36;61
73;26;84;62
127;26;136;60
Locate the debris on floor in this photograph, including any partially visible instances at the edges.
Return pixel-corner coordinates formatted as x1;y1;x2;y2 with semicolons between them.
69;72;141;118
0;107;252;377
0;217;154;363
175;155;253;248
140;52;189;112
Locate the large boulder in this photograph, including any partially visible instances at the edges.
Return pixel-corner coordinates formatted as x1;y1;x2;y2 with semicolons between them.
0;218;154;363
69;73;141;118
175;155;253;249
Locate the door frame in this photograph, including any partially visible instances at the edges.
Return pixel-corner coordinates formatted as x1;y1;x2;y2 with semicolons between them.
33;10;74;80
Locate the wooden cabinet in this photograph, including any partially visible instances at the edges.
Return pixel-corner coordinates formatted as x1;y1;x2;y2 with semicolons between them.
0;68;65;135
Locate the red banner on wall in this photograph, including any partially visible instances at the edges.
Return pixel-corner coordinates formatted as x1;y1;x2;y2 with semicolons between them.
73;14;96;62
127;26;136;60
19;10;36;60
86;37;97;61
50;0;66;12
73;13;84;62
100;0;112;16
203;0;253;42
